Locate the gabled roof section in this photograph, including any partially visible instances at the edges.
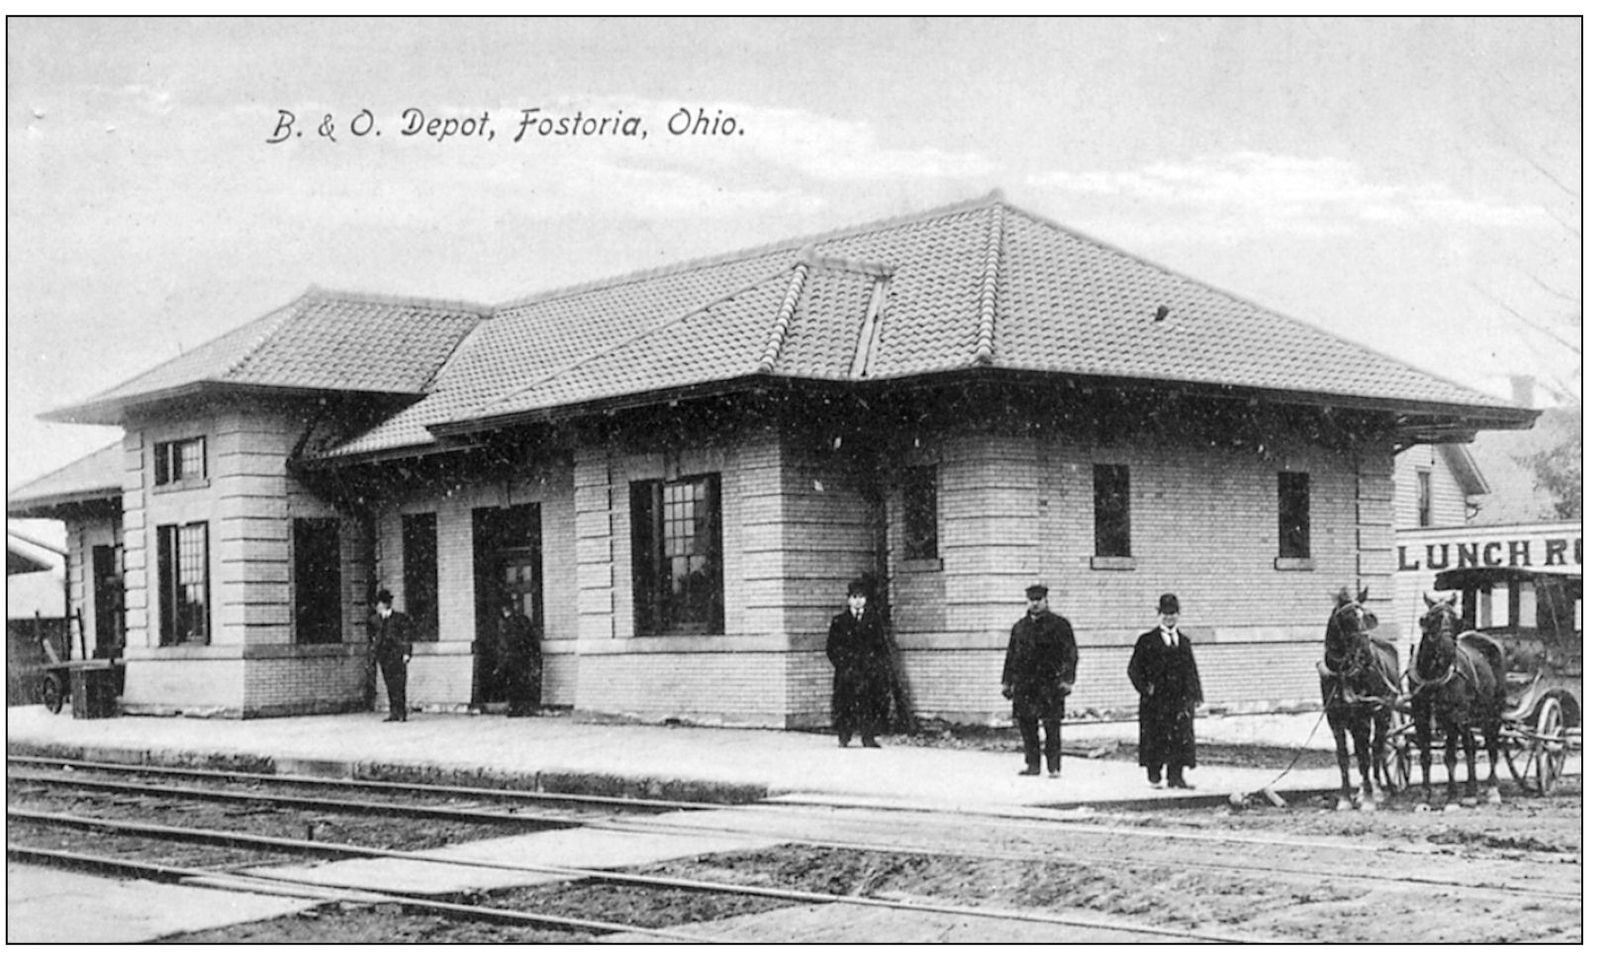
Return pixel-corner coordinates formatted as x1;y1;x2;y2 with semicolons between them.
7;442;124;516
44;290;486;425
1440;444;1491;498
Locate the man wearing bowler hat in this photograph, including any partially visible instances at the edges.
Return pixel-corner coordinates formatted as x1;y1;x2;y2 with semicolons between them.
1002;584;1079;777
368;589;413;723
1128;592;1204;789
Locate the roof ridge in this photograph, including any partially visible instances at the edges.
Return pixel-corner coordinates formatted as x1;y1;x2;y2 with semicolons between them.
757;260;811;375
457;264;801;423
996;203;1514;407
219;293;313;381
490;190;1003;314
973;201;1005;365
300;284;494;316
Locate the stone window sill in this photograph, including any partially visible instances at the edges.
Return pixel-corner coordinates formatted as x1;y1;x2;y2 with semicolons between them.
1089;555;1136;571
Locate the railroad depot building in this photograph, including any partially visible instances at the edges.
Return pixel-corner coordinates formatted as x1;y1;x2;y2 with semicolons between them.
8;194;1536;724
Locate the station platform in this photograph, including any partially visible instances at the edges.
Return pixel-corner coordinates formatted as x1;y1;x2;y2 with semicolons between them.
5;706;1345;811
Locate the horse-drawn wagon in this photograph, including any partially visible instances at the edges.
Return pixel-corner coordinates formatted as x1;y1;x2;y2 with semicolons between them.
1319;568;1579;809
1390;566;1581;799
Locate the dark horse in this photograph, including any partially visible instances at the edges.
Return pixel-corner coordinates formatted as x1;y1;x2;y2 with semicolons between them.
1413;595;1506;805
1318;588;1401;810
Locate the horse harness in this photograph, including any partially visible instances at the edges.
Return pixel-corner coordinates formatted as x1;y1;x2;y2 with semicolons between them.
1319;601;1401;709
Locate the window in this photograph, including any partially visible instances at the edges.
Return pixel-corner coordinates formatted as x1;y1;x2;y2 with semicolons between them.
293;518;343;644
1416;469;1433;528
1094;464;1132;558
403;513;440;642
903;466;939;560
155;437;206;486
1278;471;1311;560
630;475;723;635
157;522;209;645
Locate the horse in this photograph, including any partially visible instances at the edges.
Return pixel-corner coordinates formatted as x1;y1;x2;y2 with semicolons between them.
1318;587;1402;811
1412;595;1506;806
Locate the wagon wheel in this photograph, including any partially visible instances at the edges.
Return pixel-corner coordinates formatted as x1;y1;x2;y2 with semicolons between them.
1531;697;1567;795
40;673;65;715
1381;708;1415;794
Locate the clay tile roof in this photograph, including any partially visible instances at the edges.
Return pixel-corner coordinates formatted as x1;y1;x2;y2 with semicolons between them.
45;290;485;425
7;441;124;515
988;206;1497;406
58;192;1522;459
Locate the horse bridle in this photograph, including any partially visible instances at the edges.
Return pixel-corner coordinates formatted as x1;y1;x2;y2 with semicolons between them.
1326;600;1375;679
1408;600;1459;691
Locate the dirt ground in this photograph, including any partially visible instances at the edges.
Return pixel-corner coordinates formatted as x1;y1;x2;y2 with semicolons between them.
167;777;1581;944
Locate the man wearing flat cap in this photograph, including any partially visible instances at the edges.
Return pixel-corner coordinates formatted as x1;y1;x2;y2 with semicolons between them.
1128;593;1204;789
1002;584;1079;777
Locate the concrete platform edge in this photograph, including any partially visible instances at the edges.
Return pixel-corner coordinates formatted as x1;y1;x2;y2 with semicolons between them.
5;738;773;806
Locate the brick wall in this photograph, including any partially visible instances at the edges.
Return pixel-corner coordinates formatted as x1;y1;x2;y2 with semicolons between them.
372;453;577;710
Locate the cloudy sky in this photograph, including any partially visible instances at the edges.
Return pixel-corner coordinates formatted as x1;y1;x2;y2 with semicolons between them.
7;17;1582;494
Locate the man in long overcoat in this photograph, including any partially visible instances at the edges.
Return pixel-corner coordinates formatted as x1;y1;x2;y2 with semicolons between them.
1002;584;1079;777
1128;592;1205;788
496;597;543;717
368;589;413;723
826;580;891;748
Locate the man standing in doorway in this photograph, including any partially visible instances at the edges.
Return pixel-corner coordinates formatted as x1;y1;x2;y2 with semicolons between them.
826;579;892;748
496;594;543;717
1002;584;1079;777
1128;592;1204;789
368;589;413;723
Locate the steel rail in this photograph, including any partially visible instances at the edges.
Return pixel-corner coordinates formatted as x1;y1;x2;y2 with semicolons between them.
4;843;713;942
7;770;581;830
6;755;732;811
8;807;1270;943
7;754;1577;861
10;768;1579;903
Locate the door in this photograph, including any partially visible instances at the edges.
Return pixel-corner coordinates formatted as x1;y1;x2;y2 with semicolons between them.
91;544;124;659
472;504;542;706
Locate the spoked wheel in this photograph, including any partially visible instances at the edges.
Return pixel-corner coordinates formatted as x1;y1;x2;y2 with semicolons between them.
40;673;65;715
1381;709;1415;794
1531;697;1567;795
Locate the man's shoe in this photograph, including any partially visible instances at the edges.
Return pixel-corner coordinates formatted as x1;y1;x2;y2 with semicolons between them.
1048;770;1061;779
863;739;881;748
1150;780;1166;789
1018;768;1041;776
383;715;399;723
1168;779;1195;790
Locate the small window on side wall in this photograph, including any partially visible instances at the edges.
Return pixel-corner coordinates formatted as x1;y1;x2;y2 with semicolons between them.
1278;471;1311;560
1093;464;1131;558
903;466;939;561
1416;468;1433;528
155;437;206;486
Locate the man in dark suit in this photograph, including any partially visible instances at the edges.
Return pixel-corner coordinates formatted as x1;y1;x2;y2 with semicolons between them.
826;580;891;748
1128;592;1205;788
496;595;543;717
368;589;413;722
1002;584;1079;777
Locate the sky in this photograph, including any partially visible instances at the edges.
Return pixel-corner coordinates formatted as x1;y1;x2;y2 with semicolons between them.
6;17;1583;501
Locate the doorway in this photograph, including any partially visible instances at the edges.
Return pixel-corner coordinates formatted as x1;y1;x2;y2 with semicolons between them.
472;503;542;706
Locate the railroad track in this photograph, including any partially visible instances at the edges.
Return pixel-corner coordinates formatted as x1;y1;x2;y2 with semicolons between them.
9;755;1581;946
8;757;1579;905
8;805;1247;943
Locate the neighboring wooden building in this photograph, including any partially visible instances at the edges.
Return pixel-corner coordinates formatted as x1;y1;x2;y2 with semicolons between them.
8;194;1536;723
